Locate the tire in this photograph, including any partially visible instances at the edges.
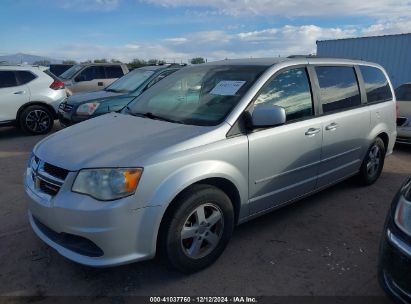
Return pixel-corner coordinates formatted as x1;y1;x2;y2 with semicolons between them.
357;137;386;185
19;105;54;135
159;184;235;273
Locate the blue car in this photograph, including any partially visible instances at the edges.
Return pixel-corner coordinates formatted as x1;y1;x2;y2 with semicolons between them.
58;64;183;127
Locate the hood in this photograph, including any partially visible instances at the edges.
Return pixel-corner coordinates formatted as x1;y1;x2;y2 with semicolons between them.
67;90;124;105
398;100;411;118
34;113;215;171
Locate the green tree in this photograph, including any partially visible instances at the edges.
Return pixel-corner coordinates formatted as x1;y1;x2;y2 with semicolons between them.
110;59;122;63
62;60;77;64
93;58;108;63
190;57;205;64
128;58;147;69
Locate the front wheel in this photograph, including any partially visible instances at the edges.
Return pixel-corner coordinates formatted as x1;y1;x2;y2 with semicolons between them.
159;185;234;273
357;137;386;185
20;105;54;135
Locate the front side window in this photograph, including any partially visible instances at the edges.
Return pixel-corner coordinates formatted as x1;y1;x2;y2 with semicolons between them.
127;65;268;126
79;66;105;81
16;71;36;85
316;66;361;113
360;66;392;103
254;67;313;122
395;83;411;101
0;71;18;88
105;66;123;78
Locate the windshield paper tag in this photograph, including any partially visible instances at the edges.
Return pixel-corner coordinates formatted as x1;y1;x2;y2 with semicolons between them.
210;80;246;96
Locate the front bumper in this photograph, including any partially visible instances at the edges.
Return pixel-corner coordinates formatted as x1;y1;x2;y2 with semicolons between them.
58;107;89;128
25;169;163;267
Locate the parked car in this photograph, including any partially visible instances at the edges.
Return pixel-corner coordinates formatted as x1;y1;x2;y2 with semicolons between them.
25;58;396;272
48;64;74;77
395;83;411;144
59;63;129;95
0;65;66;134
58;64;182;127
379;177;411;303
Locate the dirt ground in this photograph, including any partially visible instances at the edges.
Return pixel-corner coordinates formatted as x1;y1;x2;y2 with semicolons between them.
0;124;410;300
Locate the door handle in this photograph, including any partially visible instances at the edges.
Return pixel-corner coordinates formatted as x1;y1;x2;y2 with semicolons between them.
13;91;25;95
305;128;321;136
98;82;104;86
325;122;339;131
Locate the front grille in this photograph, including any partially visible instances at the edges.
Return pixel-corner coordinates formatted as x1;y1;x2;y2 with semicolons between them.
397;117;408;126
30;156;69;197
43;162;69;180
33;216;104;257
59;102;73;112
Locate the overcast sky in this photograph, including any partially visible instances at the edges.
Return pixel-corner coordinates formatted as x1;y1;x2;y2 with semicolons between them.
1;0;410;62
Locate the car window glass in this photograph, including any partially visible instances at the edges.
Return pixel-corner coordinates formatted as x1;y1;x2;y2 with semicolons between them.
127;65;267;126
105;66;123;78
0;71;18;88
16;71;36;85
79;66;105;81
360;66;392;103
254;67;313;122
106;69;155;93
316;66;361;113
395;84;411;101
60;64;83;79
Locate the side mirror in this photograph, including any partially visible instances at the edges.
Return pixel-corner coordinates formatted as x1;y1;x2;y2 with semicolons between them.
251;105;286;128
75;75;86;82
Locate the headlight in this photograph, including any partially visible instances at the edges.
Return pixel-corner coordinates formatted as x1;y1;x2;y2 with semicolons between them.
394;180;411;236
76;102;100;115
72;168;143;200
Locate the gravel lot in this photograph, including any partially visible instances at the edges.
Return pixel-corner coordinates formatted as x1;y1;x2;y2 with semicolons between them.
0;124;410;300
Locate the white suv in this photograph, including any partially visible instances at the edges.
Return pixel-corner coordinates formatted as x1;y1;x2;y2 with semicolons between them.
0;65;67;134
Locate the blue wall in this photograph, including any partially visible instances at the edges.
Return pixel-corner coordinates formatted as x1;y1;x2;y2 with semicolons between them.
317;34;411;89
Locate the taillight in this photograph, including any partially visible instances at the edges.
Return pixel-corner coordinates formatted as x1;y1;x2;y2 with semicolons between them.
50;80;65;90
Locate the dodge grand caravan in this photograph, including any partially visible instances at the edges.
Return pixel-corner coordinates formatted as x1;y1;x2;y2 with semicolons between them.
25;58;397;273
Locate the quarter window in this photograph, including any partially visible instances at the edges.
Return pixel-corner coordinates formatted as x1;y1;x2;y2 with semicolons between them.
254;68;313;122
395;84;411;101
360;66;392;103
316;66;361;113
0;71;18;88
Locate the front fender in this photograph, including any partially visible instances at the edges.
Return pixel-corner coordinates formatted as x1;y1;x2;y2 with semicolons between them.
148;160;248;216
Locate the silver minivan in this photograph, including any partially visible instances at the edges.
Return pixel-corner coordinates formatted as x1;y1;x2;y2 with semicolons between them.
25;58;397;273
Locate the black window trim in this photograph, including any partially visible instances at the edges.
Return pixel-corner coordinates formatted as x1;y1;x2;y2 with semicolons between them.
357;64;394;105
310;64;364;116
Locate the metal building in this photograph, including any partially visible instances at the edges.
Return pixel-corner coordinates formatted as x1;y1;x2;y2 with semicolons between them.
317;33;411;89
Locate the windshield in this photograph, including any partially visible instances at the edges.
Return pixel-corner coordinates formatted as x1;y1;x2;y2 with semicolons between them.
395;84;411;101
126;64;267;126
106;69;155;93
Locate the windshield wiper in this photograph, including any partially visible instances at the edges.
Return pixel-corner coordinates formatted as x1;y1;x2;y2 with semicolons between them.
131;111;184;124
105;88;119;93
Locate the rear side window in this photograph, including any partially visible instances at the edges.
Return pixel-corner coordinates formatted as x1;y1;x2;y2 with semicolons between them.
16;71;36;85
316;66;361;113
360;66;392;103
0;71;18;88
254;67;313;122
105;66;123;78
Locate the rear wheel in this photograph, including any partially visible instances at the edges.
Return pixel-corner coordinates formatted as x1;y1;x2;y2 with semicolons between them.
159;185;234;273
357;137;386;185
20;105;54;135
